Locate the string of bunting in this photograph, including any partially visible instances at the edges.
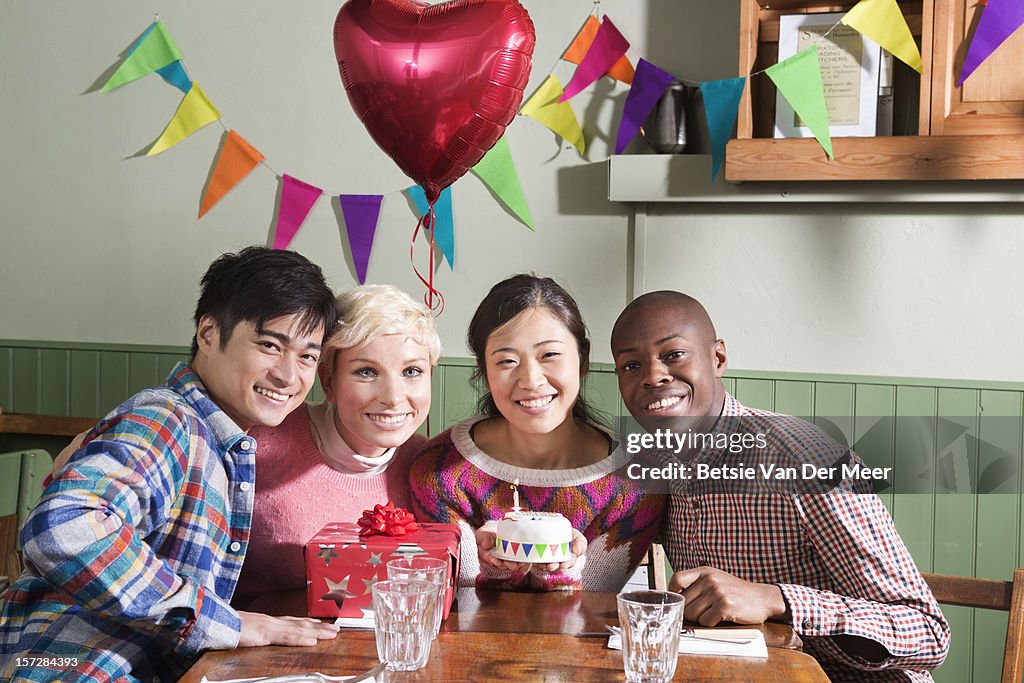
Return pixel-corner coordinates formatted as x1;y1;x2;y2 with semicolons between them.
96;2;1024;285
520;0;1024;180
95;17;536;287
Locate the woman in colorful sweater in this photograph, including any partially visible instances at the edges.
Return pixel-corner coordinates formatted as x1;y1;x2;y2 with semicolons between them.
409;274;664;591
233;284;440;603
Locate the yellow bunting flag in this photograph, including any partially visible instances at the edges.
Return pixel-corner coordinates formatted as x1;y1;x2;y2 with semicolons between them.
147;83;221;156
520;75;586;155
841;0;922;73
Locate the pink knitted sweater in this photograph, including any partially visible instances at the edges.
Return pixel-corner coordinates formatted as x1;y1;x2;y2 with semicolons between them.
234;403;422;600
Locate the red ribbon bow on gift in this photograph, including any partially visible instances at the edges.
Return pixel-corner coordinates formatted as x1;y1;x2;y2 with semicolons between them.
358;501;420;537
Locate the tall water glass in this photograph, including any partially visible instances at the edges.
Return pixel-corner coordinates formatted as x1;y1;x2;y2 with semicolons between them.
616;590;686;683
387;556;448;639
371;579;436;671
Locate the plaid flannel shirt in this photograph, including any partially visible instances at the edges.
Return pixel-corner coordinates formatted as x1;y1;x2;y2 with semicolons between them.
662;394;950;682
0;363;256;683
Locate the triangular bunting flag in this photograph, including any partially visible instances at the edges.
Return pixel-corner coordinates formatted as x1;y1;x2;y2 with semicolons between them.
405;185;455;269
562;542;570;555
614;58;677;154
471;138;535;231
101;21;184;92
338;194;384;284
767;46;833;159
199;130;264;218
701;77;747;182
520;76;586;155
510;542;521;556
156;60;192;93
147;83;221;156
273;174;322;250
563;15;634;84
841;0;923;73
536;543;548;558
522;543;534;558
560;17;630;102
956;0;1024;85
501;540;509;554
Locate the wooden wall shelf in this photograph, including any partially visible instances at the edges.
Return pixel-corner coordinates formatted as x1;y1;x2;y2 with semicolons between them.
729;0;1024;182
726;135;1024;181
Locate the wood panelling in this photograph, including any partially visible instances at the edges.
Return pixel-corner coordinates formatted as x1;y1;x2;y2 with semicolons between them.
3;339;1023;682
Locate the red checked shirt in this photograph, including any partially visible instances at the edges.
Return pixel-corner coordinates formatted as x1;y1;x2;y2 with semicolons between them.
661;394;949;682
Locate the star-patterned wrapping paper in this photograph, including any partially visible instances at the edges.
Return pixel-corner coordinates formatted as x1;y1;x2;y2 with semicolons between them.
304;521;461;619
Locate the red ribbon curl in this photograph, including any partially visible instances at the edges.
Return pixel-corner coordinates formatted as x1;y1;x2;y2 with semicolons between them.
357;501;420;537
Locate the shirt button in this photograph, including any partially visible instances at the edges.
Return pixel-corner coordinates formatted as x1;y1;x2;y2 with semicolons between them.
239;440;252;451
229;541;242;552
239;482;251;492
802;618;813;630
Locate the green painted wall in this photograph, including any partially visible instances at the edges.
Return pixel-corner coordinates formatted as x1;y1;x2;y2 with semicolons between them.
3;339;1021;682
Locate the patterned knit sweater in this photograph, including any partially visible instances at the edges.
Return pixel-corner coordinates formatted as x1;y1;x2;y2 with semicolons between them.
233;403;422;601
409;415;665;591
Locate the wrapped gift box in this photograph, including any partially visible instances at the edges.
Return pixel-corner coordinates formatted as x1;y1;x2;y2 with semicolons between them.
305;521;461;619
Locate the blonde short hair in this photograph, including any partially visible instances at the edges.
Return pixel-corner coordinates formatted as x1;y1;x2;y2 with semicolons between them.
321;284;441;373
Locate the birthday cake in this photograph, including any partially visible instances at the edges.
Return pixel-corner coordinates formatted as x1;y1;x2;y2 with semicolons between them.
492;511;574;563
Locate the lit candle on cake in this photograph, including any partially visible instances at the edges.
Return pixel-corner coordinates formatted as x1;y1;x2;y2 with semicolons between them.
511;478;521;512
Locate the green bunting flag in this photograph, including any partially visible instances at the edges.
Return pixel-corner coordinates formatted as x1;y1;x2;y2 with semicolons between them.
101;21;184;92
471;138;535;231
766;46;833;159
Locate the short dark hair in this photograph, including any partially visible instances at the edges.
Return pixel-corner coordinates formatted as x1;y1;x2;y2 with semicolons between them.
467;273;605;425
191;246;337;356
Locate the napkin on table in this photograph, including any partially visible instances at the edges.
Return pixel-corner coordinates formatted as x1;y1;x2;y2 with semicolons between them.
607;628;768;658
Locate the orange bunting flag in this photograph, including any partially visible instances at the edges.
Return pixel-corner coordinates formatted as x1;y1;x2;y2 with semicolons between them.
563;15;635;85
199;130;264;218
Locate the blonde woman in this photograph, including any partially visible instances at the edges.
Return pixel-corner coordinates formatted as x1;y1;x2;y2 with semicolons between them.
232;284;441;601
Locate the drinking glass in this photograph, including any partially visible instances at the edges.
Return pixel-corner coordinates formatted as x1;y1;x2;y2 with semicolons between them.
387;556;448;639
616;590;686;683
371;579;436;671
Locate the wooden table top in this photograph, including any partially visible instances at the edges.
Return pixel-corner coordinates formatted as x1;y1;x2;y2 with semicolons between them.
182;588;828;682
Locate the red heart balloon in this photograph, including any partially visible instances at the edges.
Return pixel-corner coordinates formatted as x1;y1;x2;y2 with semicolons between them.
334;0;535;203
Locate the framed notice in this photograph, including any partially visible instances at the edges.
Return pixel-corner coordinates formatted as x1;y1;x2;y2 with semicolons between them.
774;12;881;139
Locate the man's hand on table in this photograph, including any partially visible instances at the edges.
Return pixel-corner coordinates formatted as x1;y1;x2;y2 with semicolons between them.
476;522;588;573
237;611;340;647
669;566;789;626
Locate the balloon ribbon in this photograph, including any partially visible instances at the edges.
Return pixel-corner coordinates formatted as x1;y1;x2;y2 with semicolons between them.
410;200;445;316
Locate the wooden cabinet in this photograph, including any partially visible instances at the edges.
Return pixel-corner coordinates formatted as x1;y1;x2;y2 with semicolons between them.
726;0;1024;181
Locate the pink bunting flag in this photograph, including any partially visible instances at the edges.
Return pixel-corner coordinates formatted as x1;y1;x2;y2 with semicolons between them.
273;175;322;250
958;0;1024;85
338;194;383;284
559;17;630;102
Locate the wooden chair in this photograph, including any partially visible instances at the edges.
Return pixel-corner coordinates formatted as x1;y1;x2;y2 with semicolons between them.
0;449;53;584
645;542;669;591
923;569;1024;683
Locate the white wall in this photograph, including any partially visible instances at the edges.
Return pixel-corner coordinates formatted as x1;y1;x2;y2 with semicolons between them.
2;1;1022;381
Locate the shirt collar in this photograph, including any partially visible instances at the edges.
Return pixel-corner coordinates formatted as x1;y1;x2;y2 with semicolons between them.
721;392;744;417
166;362;248;452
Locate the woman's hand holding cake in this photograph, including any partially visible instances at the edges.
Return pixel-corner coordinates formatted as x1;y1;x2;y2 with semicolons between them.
475;517;589;573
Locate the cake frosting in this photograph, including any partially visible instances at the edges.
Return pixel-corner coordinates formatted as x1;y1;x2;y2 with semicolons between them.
493;511;574;563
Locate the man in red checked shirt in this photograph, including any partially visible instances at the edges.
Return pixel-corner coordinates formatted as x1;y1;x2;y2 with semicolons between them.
611;290;949;683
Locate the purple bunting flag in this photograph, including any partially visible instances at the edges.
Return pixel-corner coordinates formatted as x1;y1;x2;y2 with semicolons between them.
958;0;1024;86
614;58;676;154
559;17;630;102
273;175;322;250
338;194;384;284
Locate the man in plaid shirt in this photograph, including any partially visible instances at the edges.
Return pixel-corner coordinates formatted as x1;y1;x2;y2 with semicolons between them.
611;290;950;682
0;247;341;682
